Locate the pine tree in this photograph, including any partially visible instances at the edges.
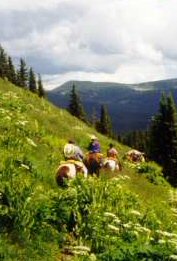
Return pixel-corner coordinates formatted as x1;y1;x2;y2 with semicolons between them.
7;56;17;85
148;93;177;186
0;46;8;79
97;104;112;137
28;67;37;93
37;74;45;97
68;84;87;122
17;58;28;88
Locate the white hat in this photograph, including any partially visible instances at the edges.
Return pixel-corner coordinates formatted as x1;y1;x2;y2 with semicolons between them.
90;135;98;140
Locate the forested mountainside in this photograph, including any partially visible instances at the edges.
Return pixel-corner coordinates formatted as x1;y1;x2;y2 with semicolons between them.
47;79;177;133
1;78;177;260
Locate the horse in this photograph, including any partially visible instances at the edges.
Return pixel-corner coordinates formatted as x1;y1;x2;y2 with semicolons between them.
125;149;145;163
56;161;88;187
84;153;103;177
103;157;122;172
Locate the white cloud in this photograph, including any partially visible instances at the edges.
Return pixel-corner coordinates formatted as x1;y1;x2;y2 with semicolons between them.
1;0;177;89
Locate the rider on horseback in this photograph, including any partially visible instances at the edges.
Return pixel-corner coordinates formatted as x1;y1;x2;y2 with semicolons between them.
63;140;87;173
88;135;101;153
107;143;118;160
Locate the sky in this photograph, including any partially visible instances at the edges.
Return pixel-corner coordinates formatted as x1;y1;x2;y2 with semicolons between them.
1;0;177;90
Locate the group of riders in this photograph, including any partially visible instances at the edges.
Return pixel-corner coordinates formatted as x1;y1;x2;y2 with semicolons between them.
63;135;120;175
56;135;146;186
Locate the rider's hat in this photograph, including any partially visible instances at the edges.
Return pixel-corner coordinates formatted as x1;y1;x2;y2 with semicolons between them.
90;135;98;140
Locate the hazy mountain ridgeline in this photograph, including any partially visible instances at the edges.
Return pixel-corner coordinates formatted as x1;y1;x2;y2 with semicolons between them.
1;78;177;260
47;79;177;133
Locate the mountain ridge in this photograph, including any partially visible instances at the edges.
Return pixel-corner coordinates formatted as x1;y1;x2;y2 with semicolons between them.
47;78;177;133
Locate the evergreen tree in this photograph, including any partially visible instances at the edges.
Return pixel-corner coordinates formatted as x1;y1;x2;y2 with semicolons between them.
97;104;112;137
68;84;87;122
37;74;45;97
7;56;17;85
0;46;8;79
17;58;28;88
148;93;177;186
28;67;37;93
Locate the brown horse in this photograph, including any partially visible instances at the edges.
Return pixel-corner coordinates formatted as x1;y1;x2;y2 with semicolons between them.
84;153;103;177
56;161;87;187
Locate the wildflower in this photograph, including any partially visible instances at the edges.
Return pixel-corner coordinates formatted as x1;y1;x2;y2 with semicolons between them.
26;137;37;147
20;164;30;170
123;222;132;228
158;239;166;244
104;212;117;219
170;255;177;260
113;218;121;224
108;224;119;232
72;246;90;252
130;210;141;216
4;116;11;120
17;120;28;126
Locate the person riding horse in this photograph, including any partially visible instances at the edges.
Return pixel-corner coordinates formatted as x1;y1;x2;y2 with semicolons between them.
85;135;103;176
56;140;87;187
104;143;121;171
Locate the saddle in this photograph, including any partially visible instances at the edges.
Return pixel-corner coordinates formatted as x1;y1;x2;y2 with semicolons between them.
87;152;103;163
65;159;84;172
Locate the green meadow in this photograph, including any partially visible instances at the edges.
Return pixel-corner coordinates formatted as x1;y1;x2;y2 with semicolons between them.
0;78;177;260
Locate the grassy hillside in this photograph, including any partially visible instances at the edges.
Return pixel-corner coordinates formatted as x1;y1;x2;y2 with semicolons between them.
0;78;177;260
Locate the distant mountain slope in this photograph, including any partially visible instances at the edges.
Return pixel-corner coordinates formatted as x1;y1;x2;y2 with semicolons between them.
47;79;177;133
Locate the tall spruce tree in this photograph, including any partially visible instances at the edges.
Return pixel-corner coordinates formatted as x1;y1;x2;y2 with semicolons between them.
148;93;177;186
37;74;45;97
7;56;17;85
28;67;37;93
98;104;112;137
17;58;28;88
68;84;87;122
0;46;8;79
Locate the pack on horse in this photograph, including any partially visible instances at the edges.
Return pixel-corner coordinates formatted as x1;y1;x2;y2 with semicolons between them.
56;160;88;187
125;149;145;163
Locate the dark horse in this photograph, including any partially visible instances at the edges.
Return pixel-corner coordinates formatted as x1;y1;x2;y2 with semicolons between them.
84;153;103;177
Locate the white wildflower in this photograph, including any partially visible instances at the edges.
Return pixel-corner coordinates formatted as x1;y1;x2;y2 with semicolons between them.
26;138;37;147
158;239;166;244
130;210;141;216
4;116;11;120
113;218;121;224
171;208;177;214
135;226;151;233
17;120;28;126
123;222;132;228
20;164;30;170
72;246;90;252
170;255;177;260
104;212;117;219
108;224;119;232
72;250;88;256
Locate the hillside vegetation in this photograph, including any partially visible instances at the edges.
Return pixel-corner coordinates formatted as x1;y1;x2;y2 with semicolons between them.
0;78;177;260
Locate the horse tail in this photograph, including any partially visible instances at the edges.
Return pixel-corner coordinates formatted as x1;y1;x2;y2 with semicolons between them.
56;166;70;187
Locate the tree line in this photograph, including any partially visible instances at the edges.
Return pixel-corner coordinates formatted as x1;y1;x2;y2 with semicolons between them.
0;45;45;97
68;84;113;137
